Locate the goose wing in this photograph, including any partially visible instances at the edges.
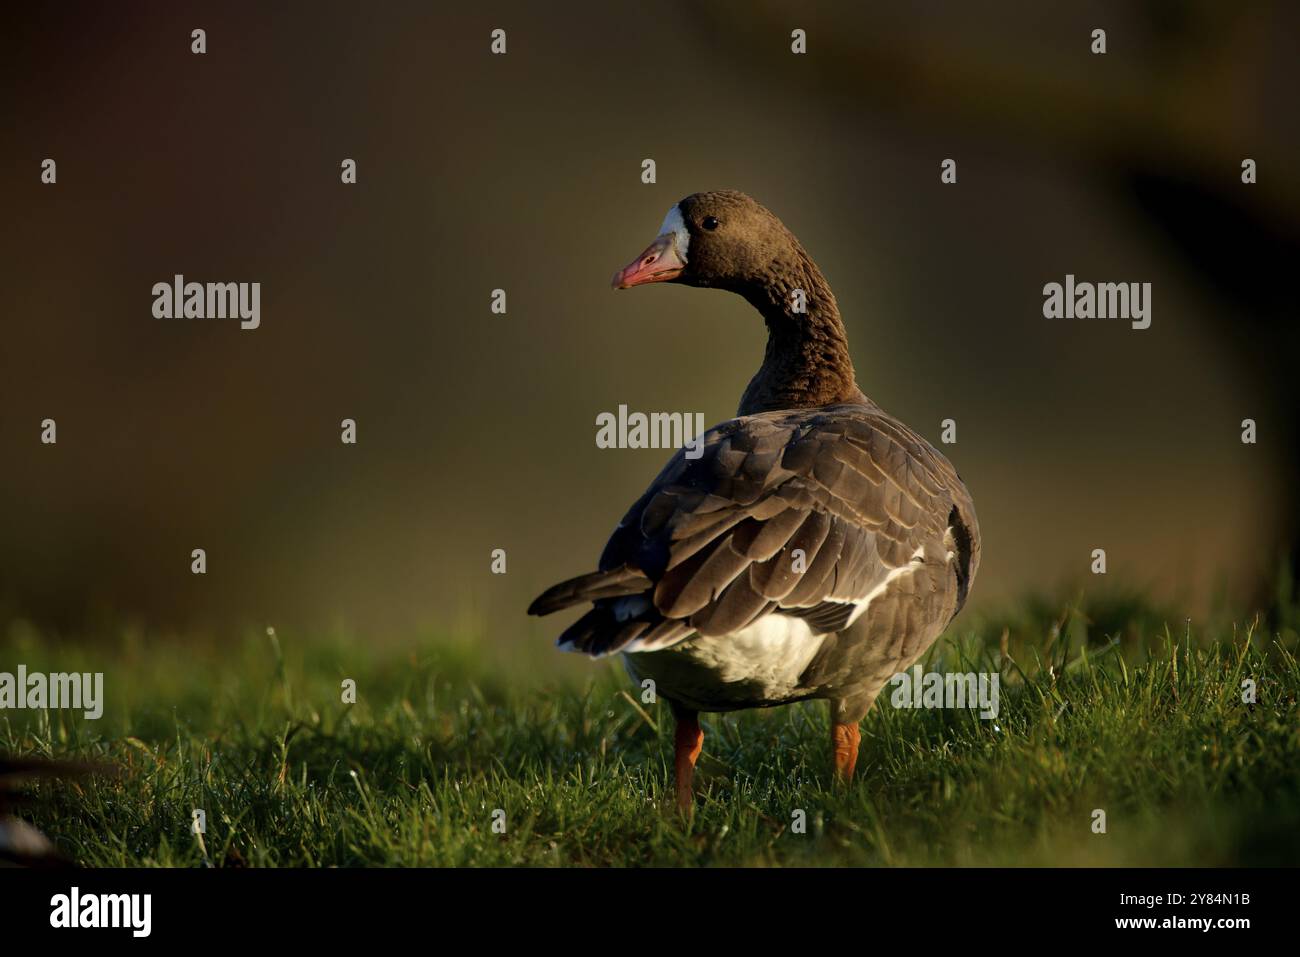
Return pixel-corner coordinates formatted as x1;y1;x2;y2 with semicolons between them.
528;403;978;658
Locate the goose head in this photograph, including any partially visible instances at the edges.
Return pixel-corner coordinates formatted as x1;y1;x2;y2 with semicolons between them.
611;190;796;293
610;189;860;414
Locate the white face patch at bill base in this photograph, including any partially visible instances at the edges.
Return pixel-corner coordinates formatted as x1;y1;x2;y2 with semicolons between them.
658;205;690;263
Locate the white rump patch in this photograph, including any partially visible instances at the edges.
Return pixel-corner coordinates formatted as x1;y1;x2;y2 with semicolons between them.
659;204;690;263
624;614;825;708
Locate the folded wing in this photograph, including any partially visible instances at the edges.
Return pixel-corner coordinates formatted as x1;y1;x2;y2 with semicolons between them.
528;403;977;658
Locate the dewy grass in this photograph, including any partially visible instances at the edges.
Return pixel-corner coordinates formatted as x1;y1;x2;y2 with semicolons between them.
2;589;1297;867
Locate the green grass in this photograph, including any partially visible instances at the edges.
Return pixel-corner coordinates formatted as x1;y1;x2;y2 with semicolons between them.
3;592;1299;867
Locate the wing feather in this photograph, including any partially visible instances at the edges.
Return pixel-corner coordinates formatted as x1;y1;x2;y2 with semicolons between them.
531;403;979;658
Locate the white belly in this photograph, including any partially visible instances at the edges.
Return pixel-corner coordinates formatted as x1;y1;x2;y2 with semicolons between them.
623;615;826;712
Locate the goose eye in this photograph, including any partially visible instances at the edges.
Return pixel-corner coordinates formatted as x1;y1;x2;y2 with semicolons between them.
702;216;719;231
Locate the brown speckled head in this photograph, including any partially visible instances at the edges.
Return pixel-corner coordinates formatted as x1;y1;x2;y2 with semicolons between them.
612;190;803;294
672;190;799;291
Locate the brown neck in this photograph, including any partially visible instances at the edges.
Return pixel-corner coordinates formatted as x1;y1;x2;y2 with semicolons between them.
736;245;863;416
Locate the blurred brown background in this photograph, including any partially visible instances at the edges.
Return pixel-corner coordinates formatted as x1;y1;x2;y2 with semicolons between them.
1;1;1296;644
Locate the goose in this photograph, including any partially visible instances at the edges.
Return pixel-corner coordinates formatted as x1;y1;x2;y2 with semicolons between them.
0;754;84;867
529;190;980;813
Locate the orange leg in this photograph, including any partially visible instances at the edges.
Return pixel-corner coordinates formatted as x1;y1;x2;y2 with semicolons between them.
831;721;860;784
673;711;704;814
